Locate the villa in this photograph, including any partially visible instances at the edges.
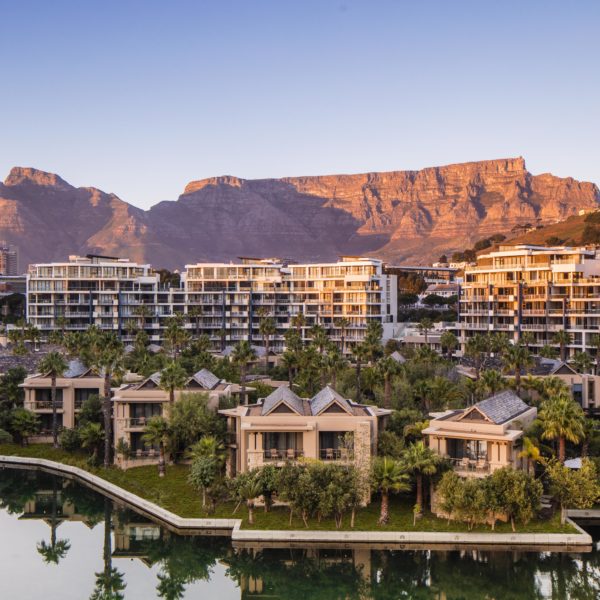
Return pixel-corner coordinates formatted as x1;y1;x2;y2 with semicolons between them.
219;385;391;478
21;359;104;443
423;390;537;477
112;368;239;468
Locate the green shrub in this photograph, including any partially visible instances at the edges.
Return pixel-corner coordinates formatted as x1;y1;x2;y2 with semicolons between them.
59;427;81;452
0;429;13;444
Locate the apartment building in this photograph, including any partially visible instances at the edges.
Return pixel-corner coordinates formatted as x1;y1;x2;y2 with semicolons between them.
219;385;391;478
21;359;104;442
0;242;18;275
26;255;184;343
459;244;600;360
183;256;397;352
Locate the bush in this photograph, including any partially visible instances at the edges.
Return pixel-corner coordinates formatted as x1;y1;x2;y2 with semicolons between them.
0;429;13;444
59;427;81;452
584;211;600;223
581;224;600;244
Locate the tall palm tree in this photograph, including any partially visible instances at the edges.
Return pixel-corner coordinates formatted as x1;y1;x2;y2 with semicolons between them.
38;352;68;448
571;351;593;374
539;392;585;462
187;306;203;339
187;435;226;466
291;311;306;343
501;343;534;393
164;314;190;359
80;422;104;464
159;360;188;413
336;317;350;355
281;350;298;387
371;457;410;525
309;324;329;356
143;416;171;477
324;347;347;389
258;312;276;374
440;330;458;360
553;329;572;362
351;342;369;402
36;478;71;565
401;441;440;517
417;318;434;344
465;334;487;379
376;355;401;409
520;330;535;352
478;369;507;397
232;341;257;405
518;437;541;476
588;333;600;375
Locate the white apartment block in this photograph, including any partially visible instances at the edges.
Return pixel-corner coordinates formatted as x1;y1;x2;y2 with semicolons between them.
183;256;397;352
459;244;600;359
26;255;184;343
27;255;397;352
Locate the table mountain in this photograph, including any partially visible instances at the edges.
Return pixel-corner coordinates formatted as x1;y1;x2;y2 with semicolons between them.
1;158;598;270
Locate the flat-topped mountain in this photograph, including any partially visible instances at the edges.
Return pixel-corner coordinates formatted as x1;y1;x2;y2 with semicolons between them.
1;158;598;270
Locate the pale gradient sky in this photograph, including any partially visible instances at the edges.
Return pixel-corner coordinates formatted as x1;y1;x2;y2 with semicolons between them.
0;0;598;208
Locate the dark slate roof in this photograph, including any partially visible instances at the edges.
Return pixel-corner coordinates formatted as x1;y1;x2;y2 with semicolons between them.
147;344;163;354
310;386;353;415
471;390;531;424
222;344;266;358
390;351;407;364
261;386;304;415
191;368;220;390
63;359;89;378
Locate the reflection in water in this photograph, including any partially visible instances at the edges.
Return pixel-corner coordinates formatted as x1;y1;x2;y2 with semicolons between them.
1;467;599;599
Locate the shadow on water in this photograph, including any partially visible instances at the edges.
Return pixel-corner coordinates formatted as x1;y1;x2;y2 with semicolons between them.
1;466;599;600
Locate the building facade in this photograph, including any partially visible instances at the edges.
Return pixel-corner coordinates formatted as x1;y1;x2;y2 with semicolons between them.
0;242;18;275
183;256;397;353
459;244;600;360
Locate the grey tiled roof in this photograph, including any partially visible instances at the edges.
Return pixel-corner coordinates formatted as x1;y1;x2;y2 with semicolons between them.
390;351;406;364
63;359;89;378
310;386;352;415
147;344;163;354
191;368;220;390
473;390;530;424
261;386;304;415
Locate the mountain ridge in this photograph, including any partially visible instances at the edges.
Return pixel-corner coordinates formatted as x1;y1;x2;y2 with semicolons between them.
1;158;598;270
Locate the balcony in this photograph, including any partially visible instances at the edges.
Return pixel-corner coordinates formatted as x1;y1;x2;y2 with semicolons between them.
31;401;64;410
448;457;490;476
263;449;304;461
319;448;353;461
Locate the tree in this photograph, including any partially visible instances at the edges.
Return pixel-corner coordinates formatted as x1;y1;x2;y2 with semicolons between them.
401;441;440;518
187;305;203;339
336;317;350;354
518;437;541;477
232;472;263;525
502;343;533;393
520;330;535;352
36;478;70;565
324;348;347;389
364;321;383;362
10;408;39;445
351;342;369;402
571;351;593;374
291;311;306;341
142;416;171;477
159;361;188;412
539;392;585;462
465;334;487;379
371;457;410;525
164;314;191;359
478;369;507;397
417;318;434;344
546;459;600;524
258;312;276;374
588;333;600;375
80;422;105;464
539;344;558;359
281;350;298;387
187;435;226;467
553;329;572;362
231;341;257;405
376;356;401;409
38;352;68;448
309;324;329;356
188;455;220;510
440;330;458;359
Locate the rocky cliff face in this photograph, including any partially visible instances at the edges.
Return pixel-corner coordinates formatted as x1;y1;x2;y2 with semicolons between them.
1;158;598;270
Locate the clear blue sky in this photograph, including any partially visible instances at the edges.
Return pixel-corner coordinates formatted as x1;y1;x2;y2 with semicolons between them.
1;0;598;208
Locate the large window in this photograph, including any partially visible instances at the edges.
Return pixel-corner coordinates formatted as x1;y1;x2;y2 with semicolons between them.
75;388;100;405
35;389;63;405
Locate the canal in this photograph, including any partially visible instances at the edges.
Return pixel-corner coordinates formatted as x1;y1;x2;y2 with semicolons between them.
0;466;598;599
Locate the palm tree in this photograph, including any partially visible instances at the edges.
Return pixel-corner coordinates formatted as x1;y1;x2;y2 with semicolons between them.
336;317;350;354
539;391;585;462
465;334;487;379
440;330;458;359
291;311;306;342
571;351;593;374
478;369;507;396
351;342;369;402
309;324;329;356
258;312;276;374
501;343;533;393
187;435;226;466
36;478;70;565
232;341;257;405
401;441;440;518
281;350;298;386
236;476;263;525
417;318;434;344
80;422;105;464
143;416;171;477
159;360;188;413
581;418;597;458
518;437;541;476
133;304;152;332
371;457;410;525
187;305;203;339
164;314;190;359
588;333;600;375
324;348;347;389
38;351;68;448
553;329;572;362
376;355;401;409
520;330;535;352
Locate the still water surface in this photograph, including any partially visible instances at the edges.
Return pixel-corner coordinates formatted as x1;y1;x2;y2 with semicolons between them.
0;466;599;599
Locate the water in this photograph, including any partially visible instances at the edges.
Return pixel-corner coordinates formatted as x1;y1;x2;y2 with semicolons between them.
0;467;599;600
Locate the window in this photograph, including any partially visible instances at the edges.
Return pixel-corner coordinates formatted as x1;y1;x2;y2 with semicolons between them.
35;389;63;404
75;388;100;405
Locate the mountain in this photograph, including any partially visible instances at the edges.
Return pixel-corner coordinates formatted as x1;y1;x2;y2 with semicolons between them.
1;158;598;270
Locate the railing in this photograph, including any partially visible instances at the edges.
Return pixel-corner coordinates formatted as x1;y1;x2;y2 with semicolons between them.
448;457;490;474
31;401;64;410
123;417;154;428
263;449;304;461
319;448;353;461
127;449;159;460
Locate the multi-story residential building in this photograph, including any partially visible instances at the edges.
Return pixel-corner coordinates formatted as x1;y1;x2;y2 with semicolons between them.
26;254;184;343
0;241;18;275
423;390;537;478
112;368;239;468
21;359;104;442
183;256;397;353
219;385;391;478
459;244;600;360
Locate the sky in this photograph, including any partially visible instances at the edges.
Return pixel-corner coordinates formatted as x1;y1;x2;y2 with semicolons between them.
0;0;598;209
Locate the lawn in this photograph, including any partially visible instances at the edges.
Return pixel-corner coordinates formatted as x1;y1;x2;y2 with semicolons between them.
0;444;577;533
